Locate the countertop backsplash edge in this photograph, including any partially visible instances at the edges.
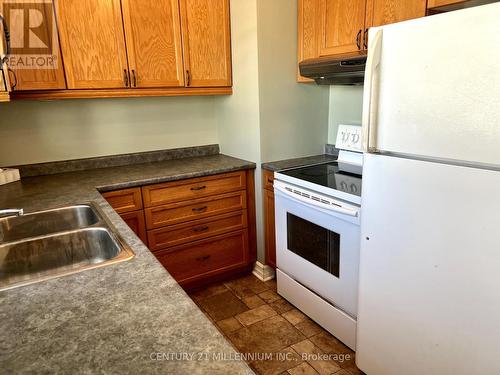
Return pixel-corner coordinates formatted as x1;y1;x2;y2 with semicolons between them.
13;144;221;178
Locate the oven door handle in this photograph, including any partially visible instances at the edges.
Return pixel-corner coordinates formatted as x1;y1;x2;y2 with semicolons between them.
274;185;359;218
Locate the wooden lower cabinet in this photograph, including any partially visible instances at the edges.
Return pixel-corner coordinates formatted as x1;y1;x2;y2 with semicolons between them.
148;210;247;251
262;170;276;269
120;210;148;245
102;187;147;245
101;187;143;214
142;171;246;207
154;230;249;287
102;169;256;290
145;191;247;229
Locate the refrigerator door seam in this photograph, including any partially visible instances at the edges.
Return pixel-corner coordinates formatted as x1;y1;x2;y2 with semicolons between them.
362;29;383;153
376;150;500;172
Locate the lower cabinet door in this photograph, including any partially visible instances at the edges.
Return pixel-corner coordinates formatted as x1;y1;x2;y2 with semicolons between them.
154;229;249;284
120;210;147;245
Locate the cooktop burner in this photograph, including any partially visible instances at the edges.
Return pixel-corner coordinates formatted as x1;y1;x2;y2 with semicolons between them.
280;162;362;197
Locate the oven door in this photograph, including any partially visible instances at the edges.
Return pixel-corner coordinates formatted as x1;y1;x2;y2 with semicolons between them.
275;182;361;318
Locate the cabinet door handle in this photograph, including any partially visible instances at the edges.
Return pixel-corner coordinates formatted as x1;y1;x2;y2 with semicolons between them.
124;69;129;87
356;29;362;50
1;69;6;91
0;14;11;64
363;28;368;49
186;69;191;86
131;69;137;87
190;185;206;191
267;179;273;185
192;206;208;213
193;225;209;233
195;255;211;262
7;68;17;90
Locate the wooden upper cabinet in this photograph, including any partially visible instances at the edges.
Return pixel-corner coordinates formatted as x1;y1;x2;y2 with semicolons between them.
427;0;467;8
179;0;232;87
297;0;321;82
299;0;428;67
0;66;10;101
121;0;185;88
366;0;427;28
0;21;10;100
55;0;129;89
319;0;367;56
0;0;66;90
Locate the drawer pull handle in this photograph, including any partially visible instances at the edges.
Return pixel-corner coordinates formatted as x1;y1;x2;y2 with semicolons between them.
192;206;208;213
196;255;211;262
191;185;207;191
193;225;209;233
267;179;273;184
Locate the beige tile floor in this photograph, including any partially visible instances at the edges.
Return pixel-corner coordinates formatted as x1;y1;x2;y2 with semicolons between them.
189;274;363;375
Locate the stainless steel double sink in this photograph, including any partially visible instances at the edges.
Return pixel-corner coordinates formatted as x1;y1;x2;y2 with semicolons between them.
0;203;134;291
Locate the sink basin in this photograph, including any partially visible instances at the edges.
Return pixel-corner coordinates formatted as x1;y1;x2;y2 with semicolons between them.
0;228;133;291
0;203;134;291
0;205;100;243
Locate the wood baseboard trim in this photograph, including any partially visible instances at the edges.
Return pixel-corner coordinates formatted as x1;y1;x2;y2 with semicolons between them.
252;261;276;282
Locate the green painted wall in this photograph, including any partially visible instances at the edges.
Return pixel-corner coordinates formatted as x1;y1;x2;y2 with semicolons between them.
256;0;329;163
328;85;364;144
0;97;218;166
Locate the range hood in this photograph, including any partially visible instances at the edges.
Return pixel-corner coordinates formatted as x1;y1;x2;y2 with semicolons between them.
299;55;367;85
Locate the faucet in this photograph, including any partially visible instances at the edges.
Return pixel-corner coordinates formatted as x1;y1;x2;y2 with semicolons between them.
0;208;24;218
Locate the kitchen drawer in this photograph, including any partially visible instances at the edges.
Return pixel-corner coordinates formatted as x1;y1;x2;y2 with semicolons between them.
148;210;248;251
145;191;247;229
154;230;249;284
263;170;275;191
120;210;147;245
142;171;246;207
102;188;143;213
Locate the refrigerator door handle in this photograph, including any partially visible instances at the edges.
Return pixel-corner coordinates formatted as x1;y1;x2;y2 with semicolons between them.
362;29;383;153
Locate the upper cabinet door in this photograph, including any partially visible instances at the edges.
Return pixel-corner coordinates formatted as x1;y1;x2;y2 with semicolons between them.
55;0;129;89
297;0;321;82
0;65;10;101
366;0;427;28
121;0;184;88
427;0;467;8
319;0;367;56
179;0;232;87
0;0;66;90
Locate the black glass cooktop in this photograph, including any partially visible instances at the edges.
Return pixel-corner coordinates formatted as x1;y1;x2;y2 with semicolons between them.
280;162;362;197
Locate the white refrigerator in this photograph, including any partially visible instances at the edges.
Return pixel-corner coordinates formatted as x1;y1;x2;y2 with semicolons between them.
357;3;500;375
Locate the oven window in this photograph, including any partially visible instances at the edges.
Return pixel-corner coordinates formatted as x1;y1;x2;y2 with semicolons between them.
286;213;340;278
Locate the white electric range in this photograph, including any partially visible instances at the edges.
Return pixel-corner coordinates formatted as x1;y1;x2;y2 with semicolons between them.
274;125;362;351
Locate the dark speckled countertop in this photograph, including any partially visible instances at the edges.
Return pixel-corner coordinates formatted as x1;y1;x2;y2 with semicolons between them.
261;154;337;172
0;153;255;374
